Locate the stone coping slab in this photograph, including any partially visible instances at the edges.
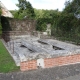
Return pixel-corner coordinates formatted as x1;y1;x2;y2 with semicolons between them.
13;38;80;62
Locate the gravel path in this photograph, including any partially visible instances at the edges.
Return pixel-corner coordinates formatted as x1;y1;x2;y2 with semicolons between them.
60;74;80;80
1;63;80;80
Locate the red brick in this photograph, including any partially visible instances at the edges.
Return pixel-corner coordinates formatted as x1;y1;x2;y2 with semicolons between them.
20;54;80;71
20;60;37;71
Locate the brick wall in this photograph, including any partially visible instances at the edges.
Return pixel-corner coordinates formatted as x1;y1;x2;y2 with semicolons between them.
44;54;80;68
20;60;37;71
20;54;80;71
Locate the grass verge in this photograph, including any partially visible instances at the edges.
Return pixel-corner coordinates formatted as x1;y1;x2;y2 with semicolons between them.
0;39;19;73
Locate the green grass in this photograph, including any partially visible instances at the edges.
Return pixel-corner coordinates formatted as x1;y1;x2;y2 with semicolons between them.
0;40;20;73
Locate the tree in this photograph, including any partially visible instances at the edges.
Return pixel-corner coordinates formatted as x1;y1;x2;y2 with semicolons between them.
16;0;35;19
63;0;80;15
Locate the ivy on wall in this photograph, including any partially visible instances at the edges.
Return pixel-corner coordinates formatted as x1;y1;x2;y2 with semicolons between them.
36;18;52;32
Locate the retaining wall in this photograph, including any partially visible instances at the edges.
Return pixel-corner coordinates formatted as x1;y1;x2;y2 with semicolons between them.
20;54;80;71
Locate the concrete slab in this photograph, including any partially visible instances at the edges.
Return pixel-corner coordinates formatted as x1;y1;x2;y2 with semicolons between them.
38;39;80;51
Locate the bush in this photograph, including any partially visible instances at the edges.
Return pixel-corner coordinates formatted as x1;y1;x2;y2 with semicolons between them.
36;18;52;31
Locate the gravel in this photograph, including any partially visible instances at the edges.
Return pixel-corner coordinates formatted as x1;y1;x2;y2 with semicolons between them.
1;63;80;80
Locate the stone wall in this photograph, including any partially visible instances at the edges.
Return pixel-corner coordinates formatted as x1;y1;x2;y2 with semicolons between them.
1;16;36;36
33;31;54;39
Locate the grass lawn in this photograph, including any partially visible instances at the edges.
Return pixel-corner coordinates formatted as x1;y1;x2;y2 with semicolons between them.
0;39;19;73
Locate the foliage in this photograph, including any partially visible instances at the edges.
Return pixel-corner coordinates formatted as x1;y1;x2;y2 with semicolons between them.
61;0;80;37
10;10;19;18
15;0;35;19
0;40;19;73
51;0;80;44
34;9;60;19
57;13;73;32
36;18;52;31
36;19;47;31
35;9;60;31
10;0;80;44
63;0;80;15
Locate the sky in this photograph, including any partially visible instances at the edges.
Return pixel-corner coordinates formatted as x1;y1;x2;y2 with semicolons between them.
0;0;68;11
